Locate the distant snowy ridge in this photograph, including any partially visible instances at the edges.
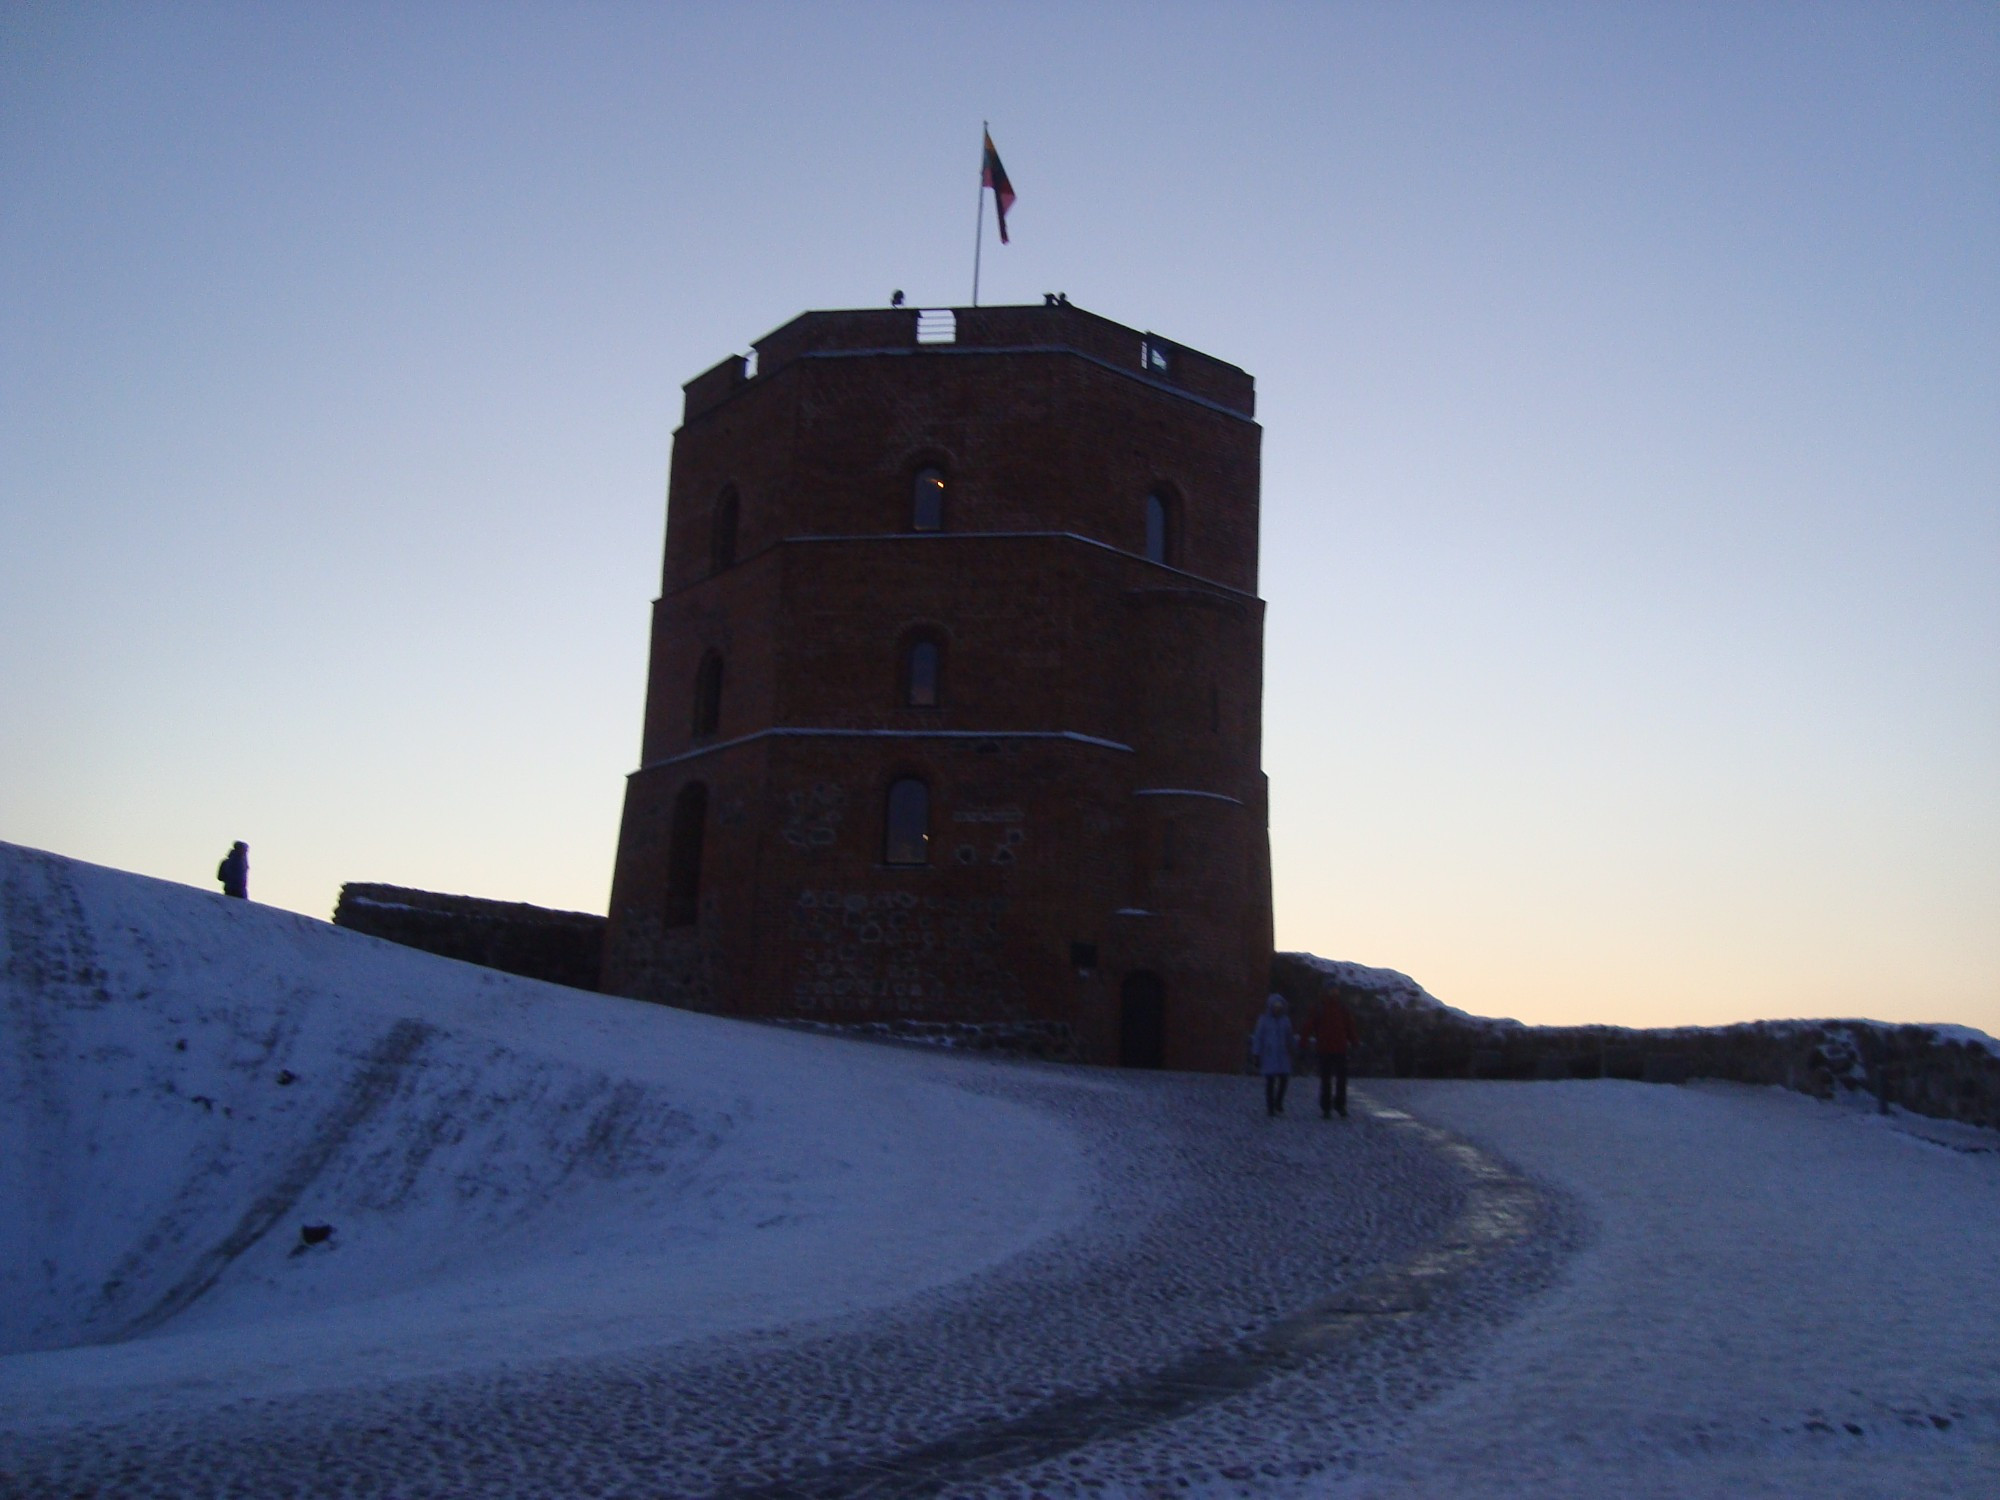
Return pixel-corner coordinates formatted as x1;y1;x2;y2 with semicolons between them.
1275;952;2000;1131
1283;955;1512;1025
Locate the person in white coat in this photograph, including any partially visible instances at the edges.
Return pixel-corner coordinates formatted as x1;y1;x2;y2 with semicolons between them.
1250;993;1296;1116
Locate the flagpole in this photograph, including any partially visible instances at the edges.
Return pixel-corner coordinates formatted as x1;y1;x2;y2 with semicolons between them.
972;121;988;307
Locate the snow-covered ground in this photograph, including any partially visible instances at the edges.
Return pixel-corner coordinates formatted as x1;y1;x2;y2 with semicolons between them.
1317;1080;2000;1499
3;840;1996;1497
0;841;1087;1427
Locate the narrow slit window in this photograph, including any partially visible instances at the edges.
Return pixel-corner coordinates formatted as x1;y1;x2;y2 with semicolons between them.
912;468;946;532
884;778;930;865
664;782;707;927
711;487;739;573
1144;492;1171;564
693;650;723;739
906;639;940;707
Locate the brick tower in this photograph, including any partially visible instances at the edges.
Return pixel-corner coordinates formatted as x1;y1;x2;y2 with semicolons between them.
603;302;1271;1071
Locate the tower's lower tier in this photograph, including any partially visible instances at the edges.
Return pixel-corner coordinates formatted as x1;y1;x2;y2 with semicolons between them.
604;731;1272;1072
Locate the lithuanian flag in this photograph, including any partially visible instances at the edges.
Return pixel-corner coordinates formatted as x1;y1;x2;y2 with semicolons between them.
982;129;1016;243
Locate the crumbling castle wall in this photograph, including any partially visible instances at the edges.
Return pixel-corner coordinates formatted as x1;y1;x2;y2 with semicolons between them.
1271;952;2000;1131
333;884;605;992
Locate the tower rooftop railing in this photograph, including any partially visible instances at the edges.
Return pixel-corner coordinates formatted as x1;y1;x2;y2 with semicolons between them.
681;302;1256;423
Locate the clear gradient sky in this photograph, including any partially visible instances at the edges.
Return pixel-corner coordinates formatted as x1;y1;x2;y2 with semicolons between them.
3;2;1994;1034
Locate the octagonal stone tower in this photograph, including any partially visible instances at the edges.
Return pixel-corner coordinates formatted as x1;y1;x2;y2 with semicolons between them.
603;301;1271;1071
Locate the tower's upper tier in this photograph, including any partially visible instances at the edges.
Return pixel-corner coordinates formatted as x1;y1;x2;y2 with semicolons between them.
663;302;1261;602
683;302;1255;425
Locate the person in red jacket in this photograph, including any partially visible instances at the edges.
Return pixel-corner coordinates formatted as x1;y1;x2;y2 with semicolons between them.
1307;983;1359;1119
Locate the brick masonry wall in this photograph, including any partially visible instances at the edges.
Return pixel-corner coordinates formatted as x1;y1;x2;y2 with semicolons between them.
606;305;1273;1071
663;348;1261;601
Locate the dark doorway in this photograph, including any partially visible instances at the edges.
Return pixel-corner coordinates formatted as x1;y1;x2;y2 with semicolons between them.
1119;971;1166;1069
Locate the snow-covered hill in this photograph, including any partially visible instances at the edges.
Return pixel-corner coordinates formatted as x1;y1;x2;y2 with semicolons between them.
0;841;1086;1422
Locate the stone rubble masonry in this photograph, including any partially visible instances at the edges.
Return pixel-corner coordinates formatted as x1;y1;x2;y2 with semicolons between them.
1271;951;2000;1132
604;303;1275;1070
332;884;605;993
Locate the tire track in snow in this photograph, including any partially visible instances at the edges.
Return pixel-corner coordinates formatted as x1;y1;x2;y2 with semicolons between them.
116;1019;433;1340
2;850;110;1166
3;851;121;1331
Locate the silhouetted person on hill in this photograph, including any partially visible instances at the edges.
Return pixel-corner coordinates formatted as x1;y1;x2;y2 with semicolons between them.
1250;993;1295;1117
217;841;248;899
1308;984;1360;1119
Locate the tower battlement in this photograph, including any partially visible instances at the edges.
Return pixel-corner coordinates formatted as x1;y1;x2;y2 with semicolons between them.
683;303;1255;424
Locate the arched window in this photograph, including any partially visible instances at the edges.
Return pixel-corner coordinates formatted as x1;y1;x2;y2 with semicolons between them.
692;650;723;739
664;782;708;927
884;777;930;865
905;637;941;708
912;467;946;532
1144;491;1172;565
710;487;739;573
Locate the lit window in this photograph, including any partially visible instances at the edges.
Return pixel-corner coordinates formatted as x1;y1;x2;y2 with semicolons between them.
1145;492;1171;564
884;778;930;865
912;468;945;532
711;487;739;573
693;650;723;738
664;782;707;927
906;638;940;707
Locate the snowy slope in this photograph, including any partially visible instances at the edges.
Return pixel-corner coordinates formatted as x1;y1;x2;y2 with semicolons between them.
0;842;1087;1425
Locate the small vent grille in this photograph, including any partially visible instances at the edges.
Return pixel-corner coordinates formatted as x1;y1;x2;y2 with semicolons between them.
916;309;957;344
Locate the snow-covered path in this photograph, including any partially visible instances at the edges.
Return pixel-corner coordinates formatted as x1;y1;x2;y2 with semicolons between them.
1308;1079;2000;1500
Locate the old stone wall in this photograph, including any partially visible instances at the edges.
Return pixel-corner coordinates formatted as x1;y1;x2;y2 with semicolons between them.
1271;952;2000;1131
334;884;605;992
